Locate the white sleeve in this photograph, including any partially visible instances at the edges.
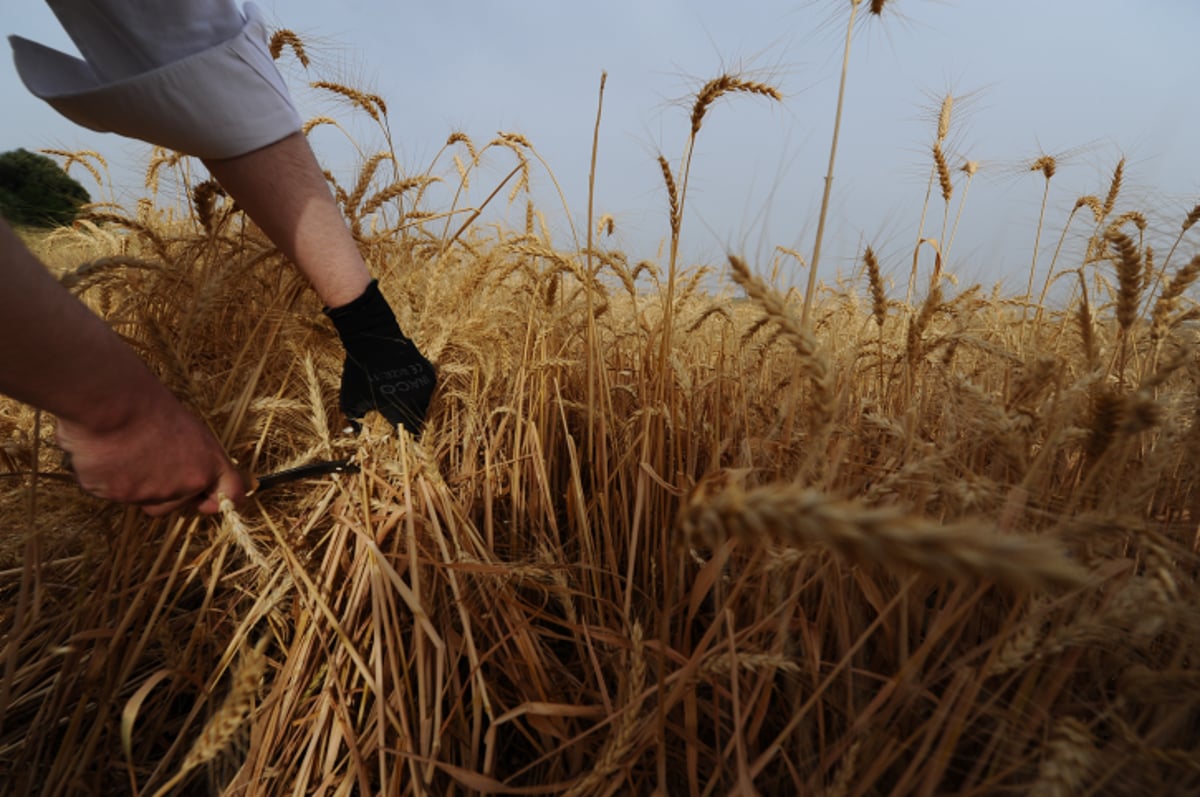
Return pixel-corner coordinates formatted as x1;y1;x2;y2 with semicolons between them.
9;2;302;159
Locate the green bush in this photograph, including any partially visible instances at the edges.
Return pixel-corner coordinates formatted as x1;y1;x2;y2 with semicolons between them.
0;149;90;229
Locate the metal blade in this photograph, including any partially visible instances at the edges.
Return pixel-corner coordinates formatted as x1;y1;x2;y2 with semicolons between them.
251;458;359;494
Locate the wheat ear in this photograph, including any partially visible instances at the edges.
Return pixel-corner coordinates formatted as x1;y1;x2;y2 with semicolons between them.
679;484;1087;591
267;29;309;67
150;637;269;797
1030;717;1096;797
1106;228;1143;336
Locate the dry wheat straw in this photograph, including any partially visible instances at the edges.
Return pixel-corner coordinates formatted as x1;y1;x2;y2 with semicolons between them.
143;147;182;195
1141;244;1156;295
987;613;1044;676
311;80;386;122
1030;717;1095;797
863;246;886;327
806;5;863;325
727;256;834;432
1034;575;1173;665
933;143;953;203
687;305;733;333
360;176;439;218
824;741;860;797
936;93;953;143
40;148;106;188
563;623;646;797
1183;203;1200;232
1075;194;1104;224
658;155;680;237
191;179;227;234
906;282;943;366
680;484;1087;590
1031;155;1057;180
151;637;269;797
1150;255;1200;342
268;29;309;67
497;131;532;149
1074;270;1097;366
446;131;478;163
1021;154;1059;323
300;116;339;136
1101;157;1125;220
218;497;272;572
1120;665;1200;704
58;255;162;293
344;152;394;214
700;651;801;677
1106;228;1143;334
1111;209;1146;232
690;76;782;136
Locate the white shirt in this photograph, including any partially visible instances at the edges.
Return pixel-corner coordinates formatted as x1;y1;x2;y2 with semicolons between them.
9;1;301;158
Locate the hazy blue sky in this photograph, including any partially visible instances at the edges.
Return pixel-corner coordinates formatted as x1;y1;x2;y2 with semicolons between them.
5;1;1199;293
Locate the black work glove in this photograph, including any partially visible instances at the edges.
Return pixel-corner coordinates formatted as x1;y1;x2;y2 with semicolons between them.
324;280;437;438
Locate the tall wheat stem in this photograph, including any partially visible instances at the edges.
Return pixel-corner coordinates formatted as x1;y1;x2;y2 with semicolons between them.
944;163;976;261
1022;162;1055;329
1032;203;1090;332
1139;204;1200;319
585;72;607;466
803;0;862;329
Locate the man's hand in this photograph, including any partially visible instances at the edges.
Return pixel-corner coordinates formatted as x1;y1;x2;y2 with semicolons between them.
326;280;437;437
0;219;245;516
56;388;246;516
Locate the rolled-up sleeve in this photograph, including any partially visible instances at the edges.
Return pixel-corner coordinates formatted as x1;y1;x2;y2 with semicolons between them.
9;2;302;159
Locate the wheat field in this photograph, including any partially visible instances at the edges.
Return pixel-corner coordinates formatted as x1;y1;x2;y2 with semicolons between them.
2;15;1200;797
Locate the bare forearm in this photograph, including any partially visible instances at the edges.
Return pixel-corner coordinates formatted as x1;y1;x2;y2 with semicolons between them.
0;220;245;514
0;221;166;429
203;132;371;307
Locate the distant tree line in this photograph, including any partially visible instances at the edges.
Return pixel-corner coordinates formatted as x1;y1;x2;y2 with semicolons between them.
0;148;90;229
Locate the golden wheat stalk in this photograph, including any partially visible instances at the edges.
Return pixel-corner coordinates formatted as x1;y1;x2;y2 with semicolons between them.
563;623;646;797
344;151;395;214
1183;203;1200;233
936;93;953;143
268;29;310;67
311;80;386;122
1106;228;1143;335
679;484;1087;590
658;154;680;238
150;637;269;797
690;75;782;136
933;143;953;203
1075;194;1104;224
447;130;479;164
1150;255;1200;343
1031;155;1057;180
1120;665;1200;704
143;146;182;195
863;246;887;327
360;176;440;218
40;148;106;188
191;178;228;234
1030;717;1096;797
906;281;943;366
727;256;835;433
58;255;162;294
1100;157;1125;220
